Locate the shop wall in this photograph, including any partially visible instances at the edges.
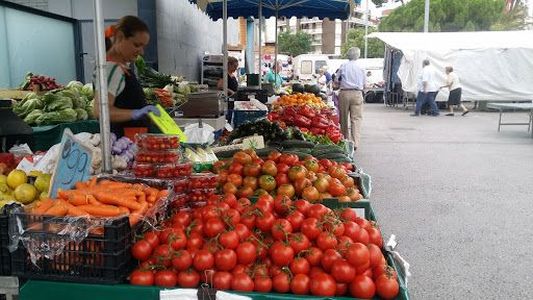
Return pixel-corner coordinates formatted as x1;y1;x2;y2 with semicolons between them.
156;0;239;82
5;0;137;82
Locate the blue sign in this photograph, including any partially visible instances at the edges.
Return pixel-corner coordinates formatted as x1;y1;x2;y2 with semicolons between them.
49;129;92;198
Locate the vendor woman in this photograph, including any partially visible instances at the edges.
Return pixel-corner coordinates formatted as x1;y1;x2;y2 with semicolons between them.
93;15;159;136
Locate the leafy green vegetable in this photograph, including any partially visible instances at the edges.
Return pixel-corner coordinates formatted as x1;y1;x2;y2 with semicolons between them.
23;109;43;125
81;83;93;99
75;108;88;120
35;108;78;125
13;98;44;118
65;81;84;91
44;96;73;112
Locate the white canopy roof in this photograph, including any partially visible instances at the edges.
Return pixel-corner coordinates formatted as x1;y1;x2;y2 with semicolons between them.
368;31;533;101
368;31;533;51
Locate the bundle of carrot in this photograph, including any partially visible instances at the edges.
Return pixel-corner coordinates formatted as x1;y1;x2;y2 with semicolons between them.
29;177;170;226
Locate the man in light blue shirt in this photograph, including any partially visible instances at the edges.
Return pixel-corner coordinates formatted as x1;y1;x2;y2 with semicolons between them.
334;47;366;151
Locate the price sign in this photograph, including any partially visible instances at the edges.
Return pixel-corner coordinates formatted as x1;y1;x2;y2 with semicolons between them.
148;104;188;142
49;129;92;198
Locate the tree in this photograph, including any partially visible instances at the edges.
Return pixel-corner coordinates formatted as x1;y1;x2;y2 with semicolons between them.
378;0;528;32
278;31;312;57
341;27;385;58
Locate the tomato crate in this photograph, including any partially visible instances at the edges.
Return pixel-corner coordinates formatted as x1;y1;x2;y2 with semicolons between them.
10;212;133;284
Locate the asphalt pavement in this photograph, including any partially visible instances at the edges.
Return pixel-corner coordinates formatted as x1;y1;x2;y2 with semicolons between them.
354;104;533;299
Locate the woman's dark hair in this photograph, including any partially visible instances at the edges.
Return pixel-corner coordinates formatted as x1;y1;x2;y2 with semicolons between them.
105;15;149;51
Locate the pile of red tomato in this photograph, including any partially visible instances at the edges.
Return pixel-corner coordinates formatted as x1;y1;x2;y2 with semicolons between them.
213;150;362;203
129;193;400;299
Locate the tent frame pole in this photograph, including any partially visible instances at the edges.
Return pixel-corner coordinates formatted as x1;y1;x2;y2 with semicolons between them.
93;0;112;173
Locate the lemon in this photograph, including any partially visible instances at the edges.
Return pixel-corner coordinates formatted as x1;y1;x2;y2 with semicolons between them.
0;182;9;193
0;175;7;184
7;170;27;189
29;170;43;177
39;191;49;200
34;174;51;192
14;183;38;204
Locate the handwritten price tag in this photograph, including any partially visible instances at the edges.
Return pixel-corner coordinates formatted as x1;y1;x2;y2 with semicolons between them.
49;129;92;198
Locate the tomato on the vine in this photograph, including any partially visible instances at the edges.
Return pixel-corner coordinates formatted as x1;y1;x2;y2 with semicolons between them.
236;241;257;265
132;240;153;261
310;273;336;296
289;233;311;254
254;276;273;292
219;230;240;249
154;270;178;288
290;257;311;275
231;273;254;291
271;219;293;241
272;272;291;293
291;273;311;295
270;241;295;266
331;259;356;283
350;275;376;298
316;231;338;251
172;249;192;271
214;249;238;271
213;271;233;290
130;269;154;286
193;249;215;271
375;273;400;300
321;248;342;272
300;218;321;240
177;269;200;288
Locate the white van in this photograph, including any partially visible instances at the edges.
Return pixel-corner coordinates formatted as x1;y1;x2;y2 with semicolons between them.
292;54;330;81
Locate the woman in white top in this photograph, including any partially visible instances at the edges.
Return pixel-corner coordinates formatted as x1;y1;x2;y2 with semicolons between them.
441;66;469;116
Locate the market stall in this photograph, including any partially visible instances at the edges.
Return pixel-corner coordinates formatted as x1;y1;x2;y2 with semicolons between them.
0;1;410;299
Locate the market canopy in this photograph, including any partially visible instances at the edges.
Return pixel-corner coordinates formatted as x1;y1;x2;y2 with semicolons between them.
190;0;356;20
370;31;533;102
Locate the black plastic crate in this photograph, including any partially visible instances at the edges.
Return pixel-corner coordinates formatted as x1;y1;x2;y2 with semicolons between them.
0;204;17;276
10;212;133;284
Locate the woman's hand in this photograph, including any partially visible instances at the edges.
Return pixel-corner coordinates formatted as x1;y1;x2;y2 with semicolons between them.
132;105;160;120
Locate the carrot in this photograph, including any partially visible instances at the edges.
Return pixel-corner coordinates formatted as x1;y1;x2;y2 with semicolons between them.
145;187;158;201
75;181;88;190
87;177;98;188
157;189;169;200
97;180;131;189
68;193;90;206
57;199;89;217
57;190;74;200
94;191;141;211
44;202;68;217
87;195;103;206
78;204;121;217
118;206;130;215
32;199;54;215
129;199;149;226
136;192;146;204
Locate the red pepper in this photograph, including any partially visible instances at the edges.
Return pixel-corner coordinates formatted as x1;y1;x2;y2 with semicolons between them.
310;127;325;135
312;116;330;129
267;112;279;121
294;115;312;128
299;105;316;119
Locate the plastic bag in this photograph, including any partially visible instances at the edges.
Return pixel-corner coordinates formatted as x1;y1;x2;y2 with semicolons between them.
184;123;215;145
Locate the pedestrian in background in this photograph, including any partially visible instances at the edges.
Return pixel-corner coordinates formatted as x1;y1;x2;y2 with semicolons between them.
441;66;469;116
412;59;440;116
335;47;366;151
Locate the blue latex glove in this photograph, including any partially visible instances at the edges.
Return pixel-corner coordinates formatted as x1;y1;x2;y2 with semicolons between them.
131;105;160;120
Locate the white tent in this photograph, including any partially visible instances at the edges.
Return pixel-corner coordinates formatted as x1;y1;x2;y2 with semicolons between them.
369;31;533;101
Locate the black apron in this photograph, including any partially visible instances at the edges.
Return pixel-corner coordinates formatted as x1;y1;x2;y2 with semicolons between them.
111;66;149;136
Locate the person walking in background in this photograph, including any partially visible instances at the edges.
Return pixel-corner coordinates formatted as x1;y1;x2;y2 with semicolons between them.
263;60;284;89
335;47;366;151
411;59;440;116
441;66;469;116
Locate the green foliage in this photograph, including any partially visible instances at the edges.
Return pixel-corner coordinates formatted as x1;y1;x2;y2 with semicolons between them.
278;31;312;56
378;0;528;32
341;27;385;58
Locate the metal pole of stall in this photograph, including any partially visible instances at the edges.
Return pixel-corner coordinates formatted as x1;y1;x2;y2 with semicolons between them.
364;0;369;59
274;9;279;88
223;0;228;97
424;0;430;32
93;0;112;173
258;0;263;88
